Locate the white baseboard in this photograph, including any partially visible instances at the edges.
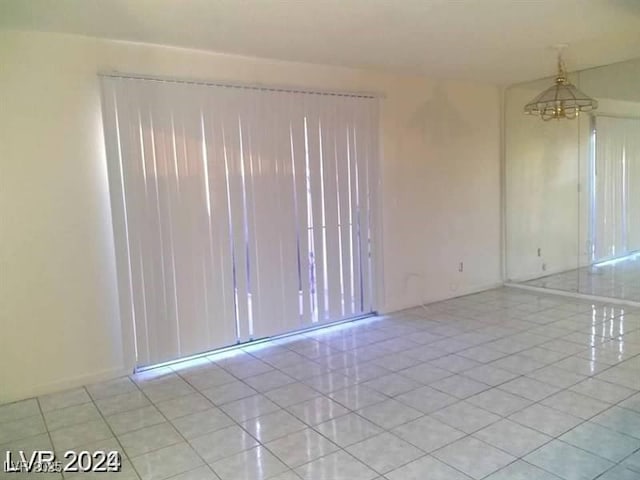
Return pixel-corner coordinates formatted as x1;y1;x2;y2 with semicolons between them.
507;267;580;283
505;282;640;308
1;366;132;405
379;281;505;315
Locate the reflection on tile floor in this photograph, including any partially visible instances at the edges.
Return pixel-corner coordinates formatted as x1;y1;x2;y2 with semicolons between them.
525;253;640;302
2;288;640;480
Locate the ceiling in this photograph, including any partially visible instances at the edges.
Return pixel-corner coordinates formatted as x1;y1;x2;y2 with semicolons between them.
1;0;640;84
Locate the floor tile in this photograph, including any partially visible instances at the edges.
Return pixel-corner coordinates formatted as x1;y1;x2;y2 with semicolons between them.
105;405;165;435
0;399;40;423
541;390;611;419
170;407;234;438
189;425;259;464
473;419;551;457
623;449;640;472
64;458;140;480
430;401;500;434
527;366;587;389
0;432;52;459
569;378;636;404
508;403;583;437
327;385;387;410
429;354;482;373
286;396;350;426
268;470;303;480
620;392;640;413
490;354;547;374
131;442;203;480
370;353;422;371
458;346;508;363
294;450;378;480
117;422;183;457
360;373;420;396
466;388;532;416
302;372;356;394
525;440;614;480
0;415;47;450
461;365;519;386
498;376;561;401
168;357;214;374
385;455;473;480
218;358;274;379
596;366;640;390
429;375;490;399
155;393;214;419
43;402;102;431
553;356;609;376
264;383;320;407
49;419;113;450
591;406;640;439
597;465;640;480
394;386;458;413
141;378;196;403
86;377;138;400
201;381;257;406
241;409;306;443
356;399;422;429
264;428;340;468
560;421;640;462
52;435;121;460
244;370;296;392
398;363;451;384
219;394;281;422
346;432;423;474
432;436;515;480
541;340;588;356
483;460;563;480
211;445;288;480
392;415;465;452
164;466;220;480
94;391;151;416
403;345;450;362
39;388;91;412
258;350;308;369
313;413;383;447
281;361;330;381
130;367;176;385
180;368;237;391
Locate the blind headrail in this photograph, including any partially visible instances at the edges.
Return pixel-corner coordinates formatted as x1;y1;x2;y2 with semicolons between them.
98;71;384;99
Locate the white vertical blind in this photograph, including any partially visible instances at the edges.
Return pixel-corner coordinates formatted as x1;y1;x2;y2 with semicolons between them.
101;76;379;367
593;116;640;261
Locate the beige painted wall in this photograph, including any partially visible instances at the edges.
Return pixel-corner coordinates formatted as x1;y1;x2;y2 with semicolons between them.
0;30;501;403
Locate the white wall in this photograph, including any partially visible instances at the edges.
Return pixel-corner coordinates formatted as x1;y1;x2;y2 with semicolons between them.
0;30;502;403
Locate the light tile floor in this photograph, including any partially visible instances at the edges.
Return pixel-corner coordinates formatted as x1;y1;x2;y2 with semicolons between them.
524;253;640;302
2;287;640;480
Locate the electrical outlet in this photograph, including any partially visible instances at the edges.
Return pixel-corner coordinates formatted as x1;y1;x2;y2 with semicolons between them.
458;262;464;273
542;263;547;271
537;248;542;257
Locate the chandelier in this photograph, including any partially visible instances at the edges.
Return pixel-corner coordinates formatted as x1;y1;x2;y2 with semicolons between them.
524;49;598;121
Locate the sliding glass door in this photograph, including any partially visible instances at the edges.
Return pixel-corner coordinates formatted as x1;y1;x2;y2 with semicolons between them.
591;115;640;262
101;76;379;367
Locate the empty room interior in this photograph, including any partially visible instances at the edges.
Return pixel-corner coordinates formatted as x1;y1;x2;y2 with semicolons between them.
1;1;640;479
